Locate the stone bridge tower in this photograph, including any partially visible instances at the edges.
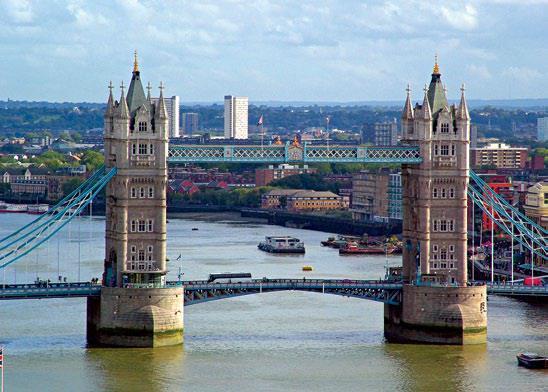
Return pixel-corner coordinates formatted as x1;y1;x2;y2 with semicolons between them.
87;53;184;347
384;59;487;345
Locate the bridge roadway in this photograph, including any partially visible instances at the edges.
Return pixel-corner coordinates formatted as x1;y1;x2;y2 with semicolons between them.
0;279;546;303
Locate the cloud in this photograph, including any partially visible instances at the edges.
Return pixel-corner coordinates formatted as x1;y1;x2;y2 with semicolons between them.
0;0;545;101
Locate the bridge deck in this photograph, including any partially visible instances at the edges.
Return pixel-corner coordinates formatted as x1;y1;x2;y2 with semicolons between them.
0;280;546;302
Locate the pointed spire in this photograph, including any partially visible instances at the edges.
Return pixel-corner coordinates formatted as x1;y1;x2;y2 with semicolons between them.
155;81;168;119
105;81;114;116
119;81;129;119
133;50;139;73
422;84;431;120
402;84;414;120
458;83;470;120
433;53;440;74
146;81;152;101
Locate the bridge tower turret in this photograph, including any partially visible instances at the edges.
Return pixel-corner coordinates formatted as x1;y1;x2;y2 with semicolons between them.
88;53;183;348
384;58;487;345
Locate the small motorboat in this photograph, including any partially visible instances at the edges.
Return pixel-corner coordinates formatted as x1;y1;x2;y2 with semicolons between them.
302;265;313;271
192;227;199;231
516;353;548;369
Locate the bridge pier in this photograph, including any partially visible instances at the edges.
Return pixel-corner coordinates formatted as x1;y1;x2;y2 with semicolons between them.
384;285;487;345
86;287;184;348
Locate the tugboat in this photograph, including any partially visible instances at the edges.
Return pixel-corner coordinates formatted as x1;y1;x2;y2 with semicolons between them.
516;353;548;369
258;236;305;254
339;242;395;255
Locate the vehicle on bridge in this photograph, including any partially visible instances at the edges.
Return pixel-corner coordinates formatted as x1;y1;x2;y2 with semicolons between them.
207;273;252;283
258;236;305;254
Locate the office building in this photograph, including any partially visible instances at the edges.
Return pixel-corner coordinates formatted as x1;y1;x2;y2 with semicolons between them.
224;95;248;139
374;120;399;146
182;112;199;136
388;172;402;220
523;181;548;230
351;168;391;222
470;143;528;169
152;95;180;138
537;117;548;141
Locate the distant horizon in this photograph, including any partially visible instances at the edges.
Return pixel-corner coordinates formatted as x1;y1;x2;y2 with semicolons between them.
2;97;548;110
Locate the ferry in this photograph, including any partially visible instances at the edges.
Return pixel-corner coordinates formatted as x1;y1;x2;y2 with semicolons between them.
0;201;49;214
258;236;305;254
516;353;548;369
27;204;49;214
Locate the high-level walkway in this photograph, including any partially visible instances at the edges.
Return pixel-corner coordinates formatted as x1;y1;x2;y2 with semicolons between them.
0;279;545;302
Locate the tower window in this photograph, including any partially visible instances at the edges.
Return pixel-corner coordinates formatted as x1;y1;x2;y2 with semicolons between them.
441;145;449;156
138;122;147;132
449;245;455;252
434;145;439;156
131;245;136;253
441;123;449;133
147;219;154;232
149;144;154;155
440;220;447;232
441;188;446;198
433;188;438;198
433;245;438;252
138;220;146;232
139;143;147;155
138;250;145;261
131;187;137;198
148;186;154;198
130;220;137;232
433;220;438;232
132;144;137;155
449;188;455;198
139;187;145;198
451;145;456;156
147;245;153;253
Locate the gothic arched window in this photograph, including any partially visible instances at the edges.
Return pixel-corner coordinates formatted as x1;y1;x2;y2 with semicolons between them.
433;188;438;198
138;122;147;132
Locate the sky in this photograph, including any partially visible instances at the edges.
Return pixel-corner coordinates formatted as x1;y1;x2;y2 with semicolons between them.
0;0;546;103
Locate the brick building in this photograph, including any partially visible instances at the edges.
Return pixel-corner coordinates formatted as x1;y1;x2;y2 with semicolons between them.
262;189;341;212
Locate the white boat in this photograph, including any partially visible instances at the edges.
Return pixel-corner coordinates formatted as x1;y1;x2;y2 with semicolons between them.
258;236;305;254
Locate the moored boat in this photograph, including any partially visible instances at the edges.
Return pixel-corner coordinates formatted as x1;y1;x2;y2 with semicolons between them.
339;242;395;255
516;353;548;369
27;204;49;214
258;236;305;254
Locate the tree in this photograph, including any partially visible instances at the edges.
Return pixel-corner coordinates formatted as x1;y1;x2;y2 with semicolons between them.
82;150;104;171
62;178;84;196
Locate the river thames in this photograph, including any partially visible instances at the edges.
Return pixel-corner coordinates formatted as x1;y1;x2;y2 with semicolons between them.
0;214;546;391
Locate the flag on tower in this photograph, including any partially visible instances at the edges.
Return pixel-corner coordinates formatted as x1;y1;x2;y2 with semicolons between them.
0;346;3;367
257;115;263;126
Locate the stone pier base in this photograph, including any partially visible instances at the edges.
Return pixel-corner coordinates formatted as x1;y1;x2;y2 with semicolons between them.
87;287;184;348
384;285;487;345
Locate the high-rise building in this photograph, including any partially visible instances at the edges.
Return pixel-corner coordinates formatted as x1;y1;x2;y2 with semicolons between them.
470;124;478;148
470;143;528;169
351;168;391;222
374;120;399;146
388;172;402;220
182;112;199;136
537;117;548;141
152;95;180;138
224;95;248;139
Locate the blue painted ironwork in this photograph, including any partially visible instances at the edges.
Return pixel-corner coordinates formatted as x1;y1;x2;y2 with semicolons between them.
168;143;423;164
1;280;546;301
468;170;547;261
0;166;117;270
177;279;403;305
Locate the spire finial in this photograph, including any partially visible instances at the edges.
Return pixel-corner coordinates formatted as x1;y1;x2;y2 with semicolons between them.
433;53;439;74
461;83;466;93
120;80;125;93
108;81;113;93
146;81;152;99
133;50;139;73
406;83;411;95
159;81;165;95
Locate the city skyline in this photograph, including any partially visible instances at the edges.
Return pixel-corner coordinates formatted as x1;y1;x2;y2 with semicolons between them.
0;0;546;103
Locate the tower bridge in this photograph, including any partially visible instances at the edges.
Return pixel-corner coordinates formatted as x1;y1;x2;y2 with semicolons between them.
0;56;546;347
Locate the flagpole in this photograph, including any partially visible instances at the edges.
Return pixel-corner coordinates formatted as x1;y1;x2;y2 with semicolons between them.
1;345;4;392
